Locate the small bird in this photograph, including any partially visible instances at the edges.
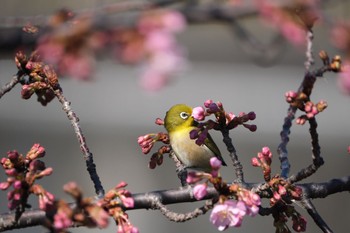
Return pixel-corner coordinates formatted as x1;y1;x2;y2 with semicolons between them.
164;104;227;172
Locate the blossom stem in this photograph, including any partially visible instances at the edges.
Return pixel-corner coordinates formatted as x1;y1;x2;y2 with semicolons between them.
53;89;105;198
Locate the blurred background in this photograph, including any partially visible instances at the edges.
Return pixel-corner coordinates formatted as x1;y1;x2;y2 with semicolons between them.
1;1;350;232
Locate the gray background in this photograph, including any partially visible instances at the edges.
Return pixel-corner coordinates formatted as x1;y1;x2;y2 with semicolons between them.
1;1;350;232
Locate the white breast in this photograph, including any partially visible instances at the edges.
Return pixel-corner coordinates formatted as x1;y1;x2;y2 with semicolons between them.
170;129;215;169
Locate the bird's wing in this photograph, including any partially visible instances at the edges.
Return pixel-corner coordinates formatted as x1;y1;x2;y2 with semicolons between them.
204;133;227;166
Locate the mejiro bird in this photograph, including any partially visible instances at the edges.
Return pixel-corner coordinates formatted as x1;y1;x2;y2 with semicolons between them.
164;104;227;172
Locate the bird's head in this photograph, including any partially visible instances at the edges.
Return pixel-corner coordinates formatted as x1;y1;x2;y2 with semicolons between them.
164;104;195;133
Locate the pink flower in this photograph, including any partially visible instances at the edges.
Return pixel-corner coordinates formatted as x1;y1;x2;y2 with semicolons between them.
117;223;139;233
210;200;247;231
139;69;168;91
145;31;174;51
193;183;207;200
280;21;306;46
161;11;186;33
331;21;350;50
59;54;94;80
238;190;260;217
192;106;206;121
338;62;350;95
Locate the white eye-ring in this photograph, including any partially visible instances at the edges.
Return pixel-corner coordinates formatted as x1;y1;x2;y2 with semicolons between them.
180;112;189;119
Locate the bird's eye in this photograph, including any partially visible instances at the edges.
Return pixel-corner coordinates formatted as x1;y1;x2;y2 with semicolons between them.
180;112;189;119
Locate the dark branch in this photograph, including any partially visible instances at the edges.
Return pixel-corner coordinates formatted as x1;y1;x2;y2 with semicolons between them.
0;72;23;99
288;118;324;183
221;128;245;183
2;176;350;231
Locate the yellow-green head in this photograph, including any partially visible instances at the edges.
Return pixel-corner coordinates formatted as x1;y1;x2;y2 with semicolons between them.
164;104;194;133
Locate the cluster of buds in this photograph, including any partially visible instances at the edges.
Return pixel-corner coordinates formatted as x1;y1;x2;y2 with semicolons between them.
51;182;109;232
285;91;327;125
251;147;273;181
319;51;342;73
186;157;261;231
137;118;170;169
268;176;302;206
273;204;307;233
15;51;60;105
190;100;256;145
230;184;261;217
250;147;306;232
98;182;138;233
137;132;169;155
0;144;54;211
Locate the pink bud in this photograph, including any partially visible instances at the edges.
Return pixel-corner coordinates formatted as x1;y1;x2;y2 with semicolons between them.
7;151;20;160
193;183;207;200
0;182;10;190
13;192;21;201
226;112;236;122
1;157;7;164
192;106;205;121
122;196;135;208
5;168;17;176
186;171;202;184
115;181;128;189
278;185;287;196
38;167;53;177
13;180;22;189
137;136;145;145
273;192;281;201
251;157;261;167
155;118;164;125
204;99;213;108
210;157;222;170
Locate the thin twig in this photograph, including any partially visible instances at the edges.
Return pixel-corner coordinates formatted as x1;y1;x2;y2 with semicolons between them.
151;197;214;222
0;72;23;99
53;89;104;198
304;29;315;71
221;128;245;183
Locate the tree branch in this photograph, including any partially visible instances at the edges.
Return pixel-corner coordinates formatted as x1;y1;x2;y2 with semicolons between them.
2;176;350;231
0;72;23;99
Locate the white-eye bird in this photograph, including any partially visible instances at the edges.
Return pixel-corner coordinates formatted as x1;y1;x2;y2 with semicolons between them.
164;104;227;172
